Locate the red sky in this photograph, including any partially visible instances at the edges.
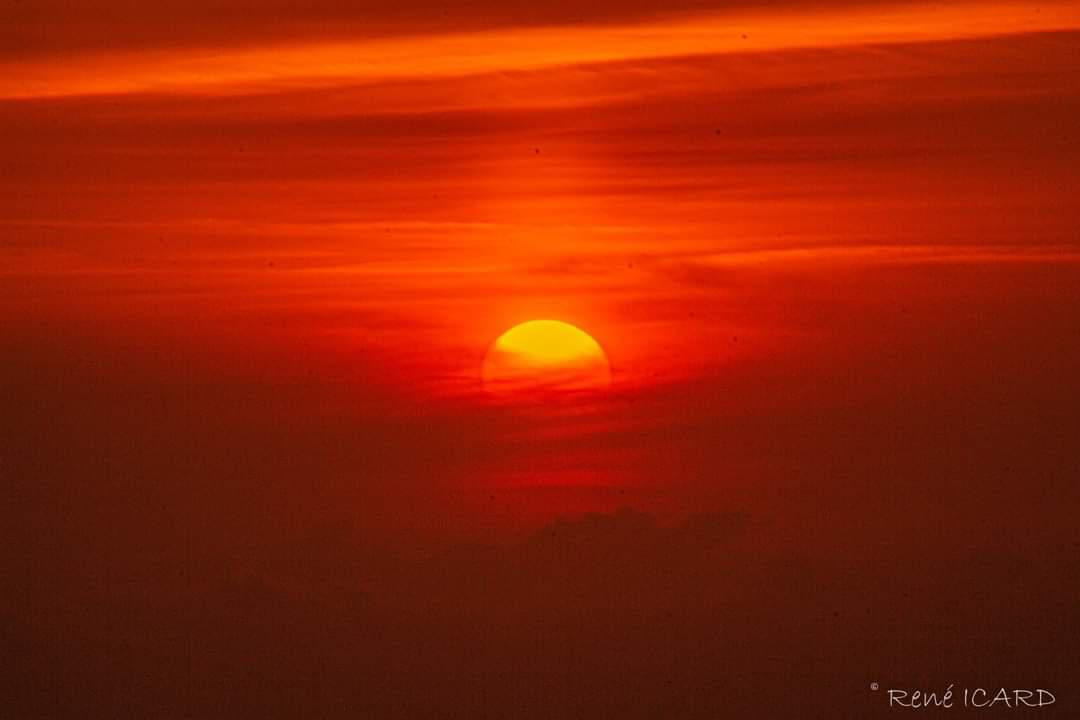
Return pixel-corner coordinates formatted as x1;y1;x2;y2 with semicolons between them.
4;2;1080;717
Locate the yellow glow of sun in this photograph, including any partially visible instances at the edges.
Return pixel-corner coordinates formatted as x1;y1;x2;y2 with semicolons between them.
481;320;611;393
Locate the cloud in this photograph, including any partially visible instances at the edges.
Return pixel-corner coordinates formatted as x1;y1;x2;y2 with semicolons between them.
4;2;1079;98
5;0;1058;63
6;489;1077;717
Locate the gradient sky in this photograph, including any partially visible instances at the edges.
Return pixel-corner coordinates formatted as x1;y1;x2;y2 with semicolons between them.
4;2;1080;717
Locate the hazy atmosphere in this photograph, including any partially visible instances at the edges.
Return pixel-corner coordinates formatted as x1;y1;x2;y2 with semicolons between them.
4;1;1080;716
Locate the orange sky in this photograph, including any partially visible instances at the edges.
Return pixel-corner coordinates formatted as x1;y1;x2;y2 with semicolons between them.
4;0;1080;510
5;3;1080;717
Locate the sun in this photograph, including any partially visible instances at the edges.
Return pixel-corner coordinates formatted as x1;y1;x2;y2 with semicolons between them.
482;320;611;393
